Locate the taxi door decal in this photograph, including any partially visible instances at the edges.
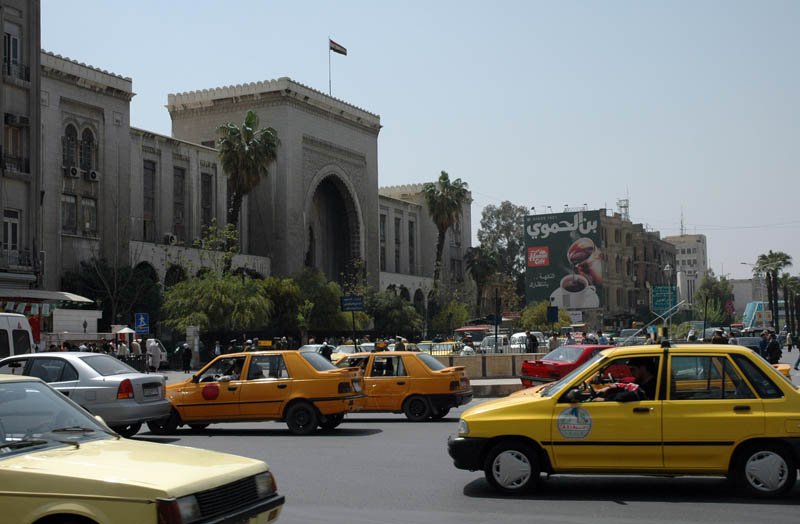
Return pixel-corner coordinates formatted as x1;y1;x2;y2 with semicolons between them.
556;407;592;439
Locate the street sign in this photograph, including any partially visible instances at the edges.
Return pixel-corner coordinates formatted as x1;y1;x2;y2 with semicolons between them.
725;299;735;314
546;306;559;324
134;313;149;335
647;325;657;335
340;295;364;312
652;285;677;316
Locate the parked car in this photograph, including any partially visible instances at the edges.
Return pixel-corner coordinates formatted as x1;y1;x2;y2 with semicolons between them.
0;352;171;437
450;342;800;497
332;343;372;361
335;351;472;420
480;335;510;353
520;345;613;387
0;312;34;358
0;374;284;523
150;350;366;435
510;331;545;352
427;341;462;355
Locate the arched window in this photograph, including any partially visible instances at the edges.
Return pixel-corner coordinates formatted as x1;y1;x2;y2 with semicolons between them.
80;128;95;171
62;125;78;167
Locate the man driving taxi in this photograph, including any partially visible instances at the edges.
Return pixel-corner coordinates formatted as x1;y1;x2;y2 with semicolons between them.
595;357;658;402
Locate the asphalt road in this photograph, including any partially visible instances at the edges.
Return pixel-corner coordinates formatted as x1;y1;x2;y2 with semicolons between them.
133;400;800;524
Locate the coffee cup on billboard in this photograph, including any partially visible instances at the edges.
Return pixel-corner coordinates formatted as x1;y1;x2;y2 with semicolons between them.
567;238;595;266
561;274;590;293
559;274;600;308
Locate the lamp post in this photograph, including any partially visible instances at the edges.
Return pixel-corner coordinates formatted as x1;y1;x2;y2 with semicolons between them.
664;264;674;339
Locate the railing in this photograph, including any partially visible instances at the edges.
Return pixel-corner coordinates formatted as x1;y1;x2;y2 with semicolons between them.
2;61;30;81
0;249;35;269
3;154;30;174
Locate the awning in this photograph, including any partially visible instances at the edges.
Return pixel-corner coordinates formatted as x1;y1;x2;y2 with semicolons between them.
0;288;94;303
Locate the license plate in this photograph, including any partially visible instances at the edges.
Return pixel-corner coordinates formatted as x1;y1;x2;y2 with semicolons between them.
143;385;160;397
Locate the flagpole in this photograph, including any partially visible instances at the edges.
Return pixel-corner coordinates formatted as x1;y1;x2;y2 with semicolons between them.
328;36;332;95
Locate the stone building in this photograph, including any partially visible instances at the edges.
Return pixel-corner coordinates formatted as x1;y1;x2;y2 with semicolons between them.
166;78;381;289
663;233;707;305
1;0;40;287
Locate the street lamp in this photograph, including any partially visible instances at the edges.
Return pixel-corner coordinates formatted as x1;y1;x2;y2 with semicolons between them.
664;264;674;339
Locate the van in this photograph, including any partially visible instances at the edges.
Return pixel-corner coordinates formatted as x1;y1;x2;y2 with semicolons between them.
479;335;510;354
0;313;35;358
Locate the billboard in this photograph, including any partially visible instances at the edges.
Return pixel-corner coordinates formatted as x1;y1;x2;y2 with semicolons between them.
525;211;603;309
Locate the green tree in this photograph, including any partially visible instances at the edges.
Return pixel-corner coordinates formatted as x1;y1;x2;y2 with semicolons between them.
62;259;162;332
293;268;350;332
162;271;272;334
263;277;303;335
366;290;423;339
754;251;793;329
422;171;470;285
693;269;734;325
464;245;498;316
430;300;469;335
519;301;571;332
217;110;280;257
477;201;528;297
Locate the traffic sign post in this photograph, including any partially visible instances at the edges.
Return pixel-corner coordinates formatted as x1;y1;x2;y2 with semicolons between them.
340;296;364;350
725;300;735;315
651;286;678;317
135;313;149;336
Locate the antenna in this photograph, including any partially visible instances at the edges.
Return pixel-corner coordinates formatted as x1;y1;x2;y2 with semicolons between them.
616;197;630;222
680;207;685;236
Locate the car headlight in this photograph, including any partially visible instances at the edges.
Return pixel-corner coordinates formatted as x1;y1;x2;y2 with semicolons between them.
255;471;276;498
458;418;469;436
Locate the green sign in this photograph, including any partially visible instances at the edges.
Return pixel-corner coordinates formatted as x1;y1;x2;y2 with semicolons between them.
524;211;603;309
340;295;364;312
652;285;678;315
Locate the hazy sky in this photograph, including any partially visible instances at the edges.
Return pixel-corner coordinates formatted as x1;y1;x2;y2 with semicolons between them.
42;1;799;280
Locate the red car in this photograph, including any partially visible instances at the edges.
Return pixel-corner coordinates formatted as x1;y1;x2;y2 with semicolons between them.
520;345;613;387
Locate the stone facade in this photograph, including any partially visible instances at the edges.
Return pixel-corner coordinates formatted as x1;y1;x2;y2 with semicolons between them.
663;233;708;305
166;78;381;289
0;0;40;287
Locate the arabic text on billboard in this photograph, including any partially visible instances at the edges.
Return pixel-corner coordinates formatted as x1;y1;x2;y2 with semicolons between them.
525;211;603;310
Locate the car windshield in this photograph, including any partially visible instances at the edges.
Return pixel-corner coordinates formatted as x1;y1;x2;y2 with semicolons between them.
417;353;447;371
0;380;111;458
335;345;359;354
300;351;337;371
542;345;585;362
79;354;138;376
540;352;605;398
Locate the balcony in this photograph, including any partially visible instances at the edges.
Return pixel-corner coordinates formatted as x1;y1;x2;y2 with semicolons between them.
0;249;36;270
3;154;30;174
2;61;30;82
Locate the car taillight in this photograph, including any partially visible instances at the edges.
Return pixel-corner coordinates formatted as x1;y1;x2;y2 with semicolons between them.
117;379;134;399
450;380;459;391
338;382;352;393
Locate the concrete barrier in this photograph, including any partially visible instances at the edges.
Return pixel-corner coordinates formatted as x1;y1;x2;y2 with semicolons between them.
437;352;547;379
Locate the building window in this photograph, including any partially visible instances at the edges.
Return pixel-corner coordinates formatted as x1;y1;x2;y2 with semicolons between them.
394;217;401;272
3;27;21;78
617;288;623;307
3;209;19;253
614;229;621;244
201;173;213;229
61;195;77;234
3;124;25;172
625;233;631;247
408;220;415;276
173;167;186;242
142;160;156;241
62;124;78;167
451;219;462;247
79;129;96;172
379;214;386;271
81;198;97;236
450;258;463;282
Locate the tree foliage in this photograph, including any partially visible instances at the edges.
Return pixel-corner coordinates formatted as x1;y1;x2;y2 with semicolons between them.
162;271;272;333
366;290;423;339
477;200;527;280
429;300;469;334
293;268;350;332
464;245;498;316
62;259;162;331
263;276;303;335
693;269;734;325
422;171;470;285
519;301;571;332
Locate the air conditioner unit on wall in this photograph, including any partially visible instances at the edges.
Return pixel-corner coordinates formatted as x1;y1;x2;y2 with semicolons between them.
87;170;100;182
4;113;16;125
63;166;79;177
163;232;177;245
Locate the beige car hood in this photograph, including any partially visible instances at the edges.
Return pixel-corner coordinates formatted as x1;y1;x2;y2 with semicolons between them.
0;437;267;500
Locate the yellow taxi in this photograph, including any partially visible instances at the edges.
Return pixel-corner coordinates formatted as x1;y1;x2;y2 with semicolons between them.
0;374;284;524
335;351;472;420
150;350;365;435
448;342;800;497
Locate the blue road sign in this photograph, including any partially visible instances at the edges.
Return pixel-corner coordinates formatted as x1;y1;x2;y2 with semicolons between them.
340;295;364;312
135;313;149;334
546;306;559;324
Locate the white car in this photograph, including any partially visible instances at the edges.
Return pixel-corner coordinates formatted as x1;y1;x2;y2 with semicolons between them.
480;335;511;354
510;331;545;352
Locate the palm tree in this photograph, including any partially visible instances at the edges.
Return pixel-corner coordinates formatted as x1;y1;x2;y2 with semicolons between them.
779;273;800;336
217;110;280;254
422;171;470;285
465;246;498;316
754;251;792;329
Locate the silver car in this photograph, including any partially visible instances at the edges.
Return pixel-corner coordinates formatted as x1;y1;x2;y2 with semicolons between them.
0;352;171;437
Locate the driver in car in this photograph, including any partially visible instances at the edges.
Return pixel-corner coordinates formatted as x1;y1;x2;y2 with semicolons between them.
594;357;658;402
219;358;245;381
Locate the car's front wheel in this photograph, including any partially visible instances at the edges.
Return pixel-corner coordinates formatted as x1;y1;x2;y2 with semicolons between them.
734;442;797;497
484;440;541;494
146;409;181;435
110;422;142;438
285;402;319;435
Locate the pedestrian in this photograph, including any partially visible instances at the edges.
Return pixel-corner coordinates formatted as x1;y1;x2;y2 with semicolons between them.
711;329;727;344
687;328;697;342
131;338;142;356
146;339;161;372
182;343;192;373
766;333;782;365
548;332;559;350
758;331;769;359
214;340;222;357
526;331;539;352
252;337;260;351
320;340;333;361
395;337;406;351
565;331;576;345
597;331;609;345
243;339;252;352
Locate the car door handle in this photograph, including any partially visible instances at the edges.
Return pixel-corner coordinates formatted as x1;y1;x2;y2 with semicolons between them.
397;381;406;385
633;407;653;413
733;405;751;412
277;384;287;389
228;386;238;391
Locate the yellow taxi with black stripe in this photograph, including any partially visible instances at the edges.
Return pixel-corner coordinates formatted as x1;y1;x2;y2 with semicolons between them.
150;350;365;435
448;342;800;497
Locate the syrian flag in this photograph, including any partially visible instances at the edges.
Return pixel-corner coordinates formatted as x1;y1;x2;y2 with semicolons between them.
329;39;347;56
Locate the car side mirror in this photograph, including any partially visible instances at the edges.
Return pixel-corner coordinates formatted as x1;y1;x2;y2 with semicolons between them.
565;387;581;403
191;375;199;383
94;415;107;426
